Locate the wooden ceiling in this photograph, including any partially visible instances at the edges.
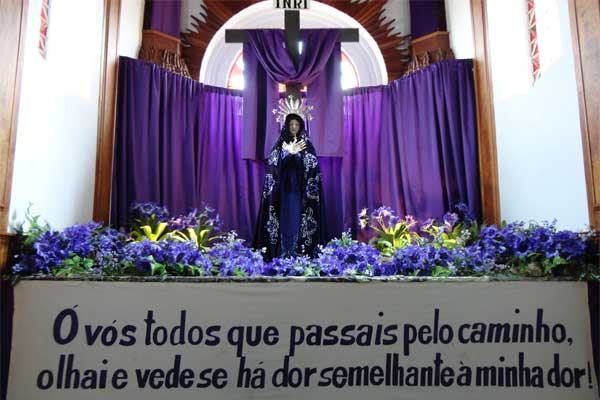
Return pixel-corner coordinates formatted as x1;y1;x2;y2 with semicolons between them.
181;0;410;82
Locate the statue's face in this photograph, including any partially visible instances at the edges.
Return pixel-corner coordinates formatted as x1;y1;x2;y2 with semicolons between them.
289;120;300;135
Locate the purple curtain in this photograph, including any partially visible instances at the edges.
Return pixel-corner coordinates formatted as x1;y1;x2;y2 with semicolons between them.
111;57;263;240
409;0;447;39
394;60;480;220
147;0;181;37
111;57;479;243
339;59;481;235
242;29;343;160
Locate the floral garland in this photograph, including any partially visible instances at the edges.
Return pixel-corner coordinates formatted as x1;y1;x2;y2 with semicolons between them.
6;203;599;280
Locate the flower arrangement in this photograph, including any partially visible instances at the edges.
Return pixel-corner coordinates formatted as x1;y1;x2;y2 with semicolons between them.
207;232;264;277
6;202;598;280
358;206;419;256
315;231;383;276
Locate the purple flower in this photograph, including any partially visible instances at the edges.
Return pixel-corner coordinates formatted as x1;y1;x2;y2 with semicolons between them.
392;244;462;276
370;206;400;228
208;233;264;276
62;222;102;258
454;202;477;224
442;212;459;229
118;239;211;275
454;244;495;274
372;261;398;276
473;220;593;270
264;256;316;276
129;202;170;226
420;218;436;231
17;230;68;274
392;245;427;275
316;238;381;276
120;240;163;273
167;206;223;244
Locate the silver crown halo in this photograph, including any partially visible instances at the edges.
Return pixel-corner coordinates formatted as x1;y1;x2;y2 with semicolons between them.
272;95;314;123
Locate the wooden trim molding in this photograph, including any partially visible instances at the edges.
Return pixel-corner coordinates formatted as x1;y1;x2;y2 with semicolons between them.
93;0;121;224
410;31;451;57
0;232;16;272
0;0;28;232
138;29;191;77
569;0;600;230
470;0;501;225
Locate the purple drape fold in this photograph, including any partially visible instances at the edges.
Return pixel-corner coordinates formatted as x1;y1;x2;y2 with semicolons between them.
111;57;480;244
339;59;481;235
148;0;181;38
244;29;339;85
409;0;447;39
111;57;263;240
242;29;343;159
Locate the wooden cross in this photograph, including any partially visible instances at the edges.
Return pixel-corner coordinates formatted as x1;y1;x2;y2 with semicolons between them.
225;10;359;101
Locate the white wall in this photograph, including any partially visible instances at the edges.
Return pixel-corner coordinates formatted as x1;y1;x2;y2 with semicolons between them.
486;0;588;229
9;0;105;229
118;0;145;57
444;0;474;58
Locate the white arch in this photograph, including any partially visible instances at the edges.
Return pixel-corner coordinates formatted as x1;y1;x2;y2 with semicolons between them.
199;0;388;87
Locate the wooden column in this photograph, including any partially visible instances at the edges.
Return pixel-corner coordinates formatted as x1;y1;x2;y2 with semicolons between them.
93;0;121;224
569;0;600;230
470;0;500;225
0;0;28;271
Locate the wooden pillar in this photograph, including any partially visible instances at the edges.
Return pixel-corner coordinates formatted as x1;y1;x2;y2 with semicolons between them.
569;0;600;230
0;0;28;271
470;0;501;225
92;0;121;224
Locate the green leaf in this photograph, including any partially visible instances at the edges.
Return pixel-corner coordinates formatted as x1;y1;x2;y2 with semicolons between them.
552;256;569;266
378;240;393;248
543;256;569;274
432;266;452;277
150;262;166;276
189;266;205;276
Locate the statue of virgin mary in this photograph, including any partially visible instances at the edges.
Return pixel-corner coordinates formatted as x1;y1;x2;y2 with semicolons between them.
253;108;326;260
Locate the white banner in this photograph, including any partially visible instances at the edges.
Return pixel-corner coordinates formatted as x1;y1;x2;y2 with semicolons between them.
7;280;599;400
273;0;310;10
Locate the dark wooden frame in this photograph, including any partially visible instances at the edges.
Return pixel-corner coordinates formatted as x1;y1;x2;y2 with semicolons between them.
0;0;28;232
470;0;500;225
93;0;121;223
0;0;28;270
569;0;600;230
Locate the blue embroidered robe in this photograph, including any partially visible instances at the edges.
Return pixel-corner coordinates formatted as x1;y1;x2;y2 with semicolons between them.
253;131;326;260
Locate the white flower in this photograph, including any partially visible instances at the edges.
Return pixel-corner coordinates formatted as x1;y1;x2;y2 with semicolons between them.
359;218;368;229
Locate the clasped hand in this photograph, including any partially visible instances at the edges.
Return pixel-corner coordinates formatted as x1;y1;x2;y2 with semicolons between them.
282;138;307;155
